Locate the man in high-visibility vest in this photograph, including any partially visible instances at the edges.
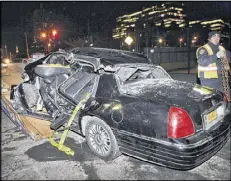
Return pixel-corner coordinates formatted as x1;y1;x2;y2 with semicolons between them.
196;31;230;93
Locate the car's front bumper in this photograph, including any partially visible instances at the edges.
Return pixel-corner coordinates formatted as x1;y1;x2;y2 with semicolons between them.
114;113;230;170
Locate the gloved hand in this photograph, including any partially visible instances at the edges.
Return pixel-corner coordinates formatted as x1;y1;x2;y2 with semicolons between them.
216;50;226;58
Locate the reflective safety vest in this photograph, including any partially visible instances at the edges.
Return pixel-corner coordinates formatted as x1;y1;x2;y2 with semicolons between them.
193;84;213;95
197;44;226;79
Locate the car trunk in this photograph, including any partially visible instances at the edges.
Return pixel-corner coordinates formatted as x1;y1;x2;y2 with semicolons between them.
120;78;226;132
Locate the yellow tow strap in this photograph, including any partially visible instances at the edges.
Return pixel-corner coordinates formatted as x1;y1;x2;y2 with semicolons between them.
49;93;91;156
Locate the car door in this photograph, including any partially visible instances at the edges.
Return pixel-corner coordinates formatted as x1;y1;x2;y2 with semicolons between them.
59;70;99;104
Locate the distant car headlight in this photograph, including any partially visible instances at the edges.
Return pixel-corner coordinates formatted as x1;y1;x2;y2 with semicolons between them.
3;58;10;64
1;63;8;68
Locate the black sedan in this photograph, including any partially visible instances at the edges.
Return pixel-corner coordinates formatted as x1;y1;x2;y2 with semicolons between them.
65;48;230;170
12;47;231;170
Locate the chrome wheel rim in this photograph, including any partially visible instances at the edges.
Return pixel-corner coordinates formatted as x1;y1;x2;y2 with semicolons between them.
88;124;111;156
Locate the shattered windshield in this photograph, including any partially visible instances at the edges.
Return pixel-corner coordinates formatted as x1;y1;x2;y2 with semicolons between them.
116;65;171;83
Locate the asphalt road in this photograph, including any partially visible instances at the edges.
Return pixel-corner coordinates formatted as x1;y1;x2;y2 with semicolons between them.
1;63;231;180
1;111;231;180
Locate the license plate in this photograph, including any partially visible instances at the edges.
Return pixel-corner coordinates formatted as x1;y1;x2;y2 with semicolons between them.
207;110;217;123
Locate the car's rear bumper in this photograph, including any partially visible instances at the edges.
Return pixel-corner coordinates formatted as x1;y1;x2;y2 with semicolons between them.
115;113;230;170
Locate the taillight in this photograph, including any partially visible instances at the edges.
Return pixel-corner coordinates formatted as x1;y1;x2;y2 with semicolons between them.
168;107;195;139
224;94;228;103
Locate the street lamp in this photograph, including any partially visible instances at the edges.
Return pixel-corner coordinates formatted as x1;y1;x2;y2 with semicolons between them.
125;36;133;51
158;38;163;47
41;32;47;39
16;46;19;53
179;38;183;47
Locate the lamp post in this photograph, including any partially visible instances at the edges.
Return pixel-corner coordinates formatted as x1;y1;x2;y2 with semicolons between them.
24;32;30;60
223;22;231;49
9;52;12;61
4;45;8;58
16;46;19;54
186;21;191;74
124;36;133;51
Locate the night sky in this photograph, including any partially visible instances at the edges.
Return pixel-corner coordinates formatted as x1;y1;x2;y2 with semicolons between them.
1;1;230;52
2;1;230;30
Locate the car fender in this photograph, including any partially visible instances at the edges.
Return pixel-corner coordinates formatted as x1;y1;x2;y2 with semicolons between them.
80;115;109;136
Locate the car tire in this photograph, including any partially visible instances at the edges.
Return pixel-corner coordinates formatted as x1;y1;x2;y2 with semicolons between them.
85;118;121;161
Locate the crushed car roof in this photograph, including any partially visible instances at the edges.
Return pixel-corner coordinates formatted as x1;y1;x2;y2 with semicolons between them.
70;47;152;67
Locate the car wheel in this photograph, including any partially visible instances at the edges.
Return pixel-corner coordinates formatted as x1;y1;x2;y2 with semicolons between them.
85;118;121;161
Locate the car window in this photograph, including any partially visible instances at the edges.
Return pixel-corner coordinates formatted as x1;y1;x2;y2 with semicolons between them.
45;53;69;66
115;67;138;82
116;66;171;83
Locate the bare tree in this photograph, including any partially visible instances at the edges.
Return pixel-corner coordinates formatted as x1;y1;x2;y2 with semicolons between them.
63;37;87;47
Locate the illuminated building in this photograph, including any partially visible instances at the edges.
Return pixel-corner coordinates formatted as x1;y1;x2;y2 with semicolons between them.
113;2;186;40
189;18;230;38
189;19;226;31
188;18;230;48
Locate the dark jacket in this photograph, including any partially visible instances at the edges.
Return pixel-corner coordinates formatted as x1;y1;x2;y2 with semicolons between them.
196;42;230;76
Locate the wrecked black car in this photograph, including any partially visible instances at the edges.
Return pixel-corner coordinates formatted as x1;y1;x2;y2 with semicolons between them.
11;47;230;170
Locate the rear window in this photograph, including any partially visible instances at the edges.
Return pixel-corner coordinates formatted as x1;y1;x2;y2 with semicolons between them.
116;66;171;83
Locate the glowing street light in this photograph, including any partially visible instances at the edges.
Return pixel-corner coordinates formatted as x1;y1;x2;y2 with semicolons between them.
179;38;183;47
159;38;163;44
41;32;47;38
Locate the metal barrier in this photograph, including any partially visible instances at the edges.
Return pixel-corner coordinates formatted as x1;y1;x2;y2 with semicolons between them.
144;47;197;65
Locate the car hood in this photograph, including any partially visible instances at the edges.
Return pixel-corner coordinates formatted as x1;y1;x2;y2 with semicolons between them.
120;78;219;107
